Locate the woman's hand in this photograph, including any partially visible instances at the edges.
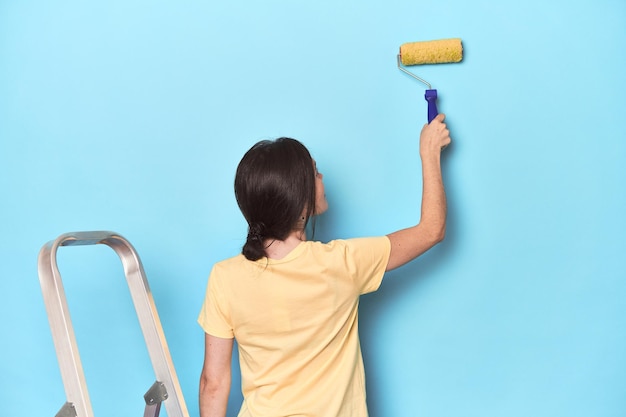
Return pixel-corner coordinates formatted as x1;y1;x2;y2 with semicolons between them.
420;113;451;157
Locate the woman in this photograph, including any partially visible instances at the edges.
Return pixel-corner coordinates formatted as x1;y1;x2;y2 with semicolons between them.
199;114;451;417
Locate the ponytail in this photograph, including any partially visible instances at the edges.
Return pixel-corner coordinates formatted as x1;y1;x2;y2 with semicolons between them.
242;222;266;261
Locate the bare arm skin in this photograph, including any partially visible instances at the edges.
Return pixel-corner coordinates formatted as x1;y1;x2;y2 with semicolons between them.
386;113;451;271
199;333;234;417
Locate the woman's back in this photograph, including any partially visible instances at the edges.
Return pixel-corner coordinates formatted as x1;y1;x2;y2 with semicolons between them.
199;238;390;416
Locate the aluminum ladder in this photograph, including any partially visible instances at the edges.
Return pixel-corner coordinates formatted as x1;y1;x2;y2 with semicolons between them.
37;231;190;417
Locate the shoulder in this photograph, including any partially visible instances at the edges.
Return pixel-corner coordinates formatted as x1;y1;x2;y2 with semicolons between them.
212;253;246;268
210;253;250;279
306;237;391;291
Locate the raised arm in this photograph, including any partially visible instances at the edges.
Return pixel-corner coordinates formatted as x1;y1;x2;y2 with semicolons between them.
199;333;234;417
386;113;451;271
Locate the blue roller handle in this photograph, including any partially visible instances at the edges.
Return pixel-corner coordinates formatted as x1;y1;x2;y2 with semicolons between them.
425;89;438;123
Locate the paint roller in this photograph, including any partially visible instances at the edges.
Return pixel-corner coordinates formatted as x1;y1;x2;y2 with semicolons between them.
397;38;463;123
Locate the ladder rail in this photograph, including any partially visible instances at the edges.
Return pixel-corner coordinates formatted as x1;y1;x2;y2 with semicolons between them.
38;231;189;417
39;236;93;417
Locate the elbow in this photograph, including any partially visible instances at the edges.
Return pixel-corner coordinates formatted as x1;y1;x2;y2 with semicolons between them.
200;374;228;397
421;212;446;247
438;222;447;242
199;374;231;414
430;222;446;246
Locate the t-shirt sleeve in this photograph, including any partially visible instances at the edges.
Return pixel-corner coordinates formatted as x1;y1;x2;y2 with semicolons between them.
197;265;235;339
344;236;391;295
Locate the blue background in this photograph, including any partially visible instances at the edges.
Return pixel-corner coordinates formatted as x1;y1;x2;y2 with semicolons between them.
1;1;625;416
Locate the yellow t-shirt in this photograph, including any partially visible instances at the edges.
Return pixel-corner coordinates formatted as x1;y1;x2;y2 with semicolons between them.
198;236;391;417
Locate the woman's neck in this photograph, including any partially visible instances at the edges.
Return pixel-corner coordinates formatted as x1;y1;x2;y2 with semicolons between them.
264;229;306;260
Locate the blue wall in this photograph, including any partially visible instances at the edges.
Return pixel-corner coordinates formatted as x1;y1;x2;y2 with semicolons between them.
1;1;625;416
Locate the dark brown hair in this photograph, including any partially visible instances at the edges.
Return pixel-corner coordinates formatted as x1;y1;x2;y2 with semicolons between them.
234;138;316;261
